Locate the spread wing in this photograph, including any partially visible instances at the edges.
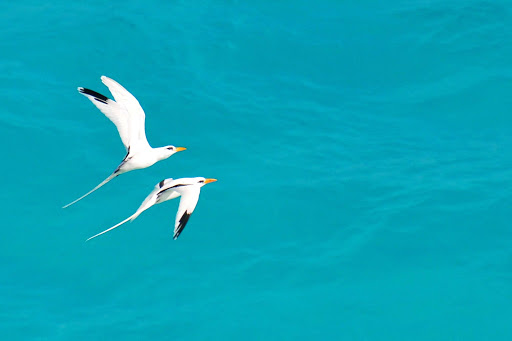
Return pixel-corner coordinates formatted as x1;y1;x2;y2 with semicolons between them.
101;76;150;151
78;87;130;150
173;186;200;240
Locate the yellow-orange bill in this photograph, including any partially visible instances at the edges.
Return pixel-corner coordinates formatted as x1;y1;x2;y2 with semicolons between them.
204;178;217;184
175;147;187;152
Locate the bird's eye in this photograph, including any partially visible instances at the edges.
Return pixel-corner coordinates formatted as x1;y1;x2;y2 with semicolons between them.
199;180;204;183
167;146;174;150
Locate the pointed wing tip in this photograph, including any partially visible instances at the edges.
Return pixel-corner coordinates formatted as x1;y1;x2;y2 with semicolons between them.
77;87;84;92
157;178;173;189
173;212;192;240
101;75;119;88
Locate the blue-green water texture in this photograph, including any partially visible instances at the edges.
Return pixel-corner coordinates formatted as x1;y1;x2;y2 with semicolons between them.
2;1;512;339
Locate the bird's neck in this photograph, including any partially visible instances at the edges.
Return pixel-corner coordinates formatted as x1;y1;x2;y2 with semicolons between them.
155;147;172;161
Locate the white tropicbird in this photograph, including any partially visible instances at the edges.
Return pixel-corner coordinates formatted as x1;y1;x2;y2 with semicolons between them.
86;177;217;241
63;76;186;208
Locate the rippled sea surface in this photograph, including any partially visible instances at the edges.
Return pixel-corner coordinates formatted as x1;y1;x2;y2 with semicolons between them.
1;1;512;339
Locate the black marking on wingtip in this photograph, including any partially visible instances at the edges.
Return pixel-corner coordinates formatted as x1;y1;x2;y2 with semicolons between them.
174;211;191;239
79;87;109;104
159;179;166;188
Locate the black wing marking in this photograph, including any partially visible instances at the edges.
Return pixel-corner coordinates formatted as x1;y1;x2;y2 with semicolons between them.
157;183;188;197
113;148;132;174
173;211;191;240
78;87;109;104
168;184;187;189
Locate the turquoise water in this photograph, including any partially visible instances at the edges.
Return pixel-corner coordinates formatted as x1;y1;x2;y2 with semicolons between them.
2;0;512;339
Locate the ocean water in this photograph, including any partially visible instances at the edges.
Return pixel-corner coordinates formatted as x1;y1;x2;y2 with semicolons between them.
1;0;512;339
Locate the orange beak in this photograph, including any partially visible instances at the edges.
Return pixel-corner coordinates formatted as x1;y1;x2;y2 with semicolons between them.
204;178;217;184
175;147;187;152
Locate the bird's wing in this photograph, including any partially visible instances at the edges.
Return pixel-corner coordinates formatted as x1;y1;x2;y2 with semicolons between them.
78;87;130;150
101;76;150;151
154;178;182;203
173;186;201;239
156;178;174;190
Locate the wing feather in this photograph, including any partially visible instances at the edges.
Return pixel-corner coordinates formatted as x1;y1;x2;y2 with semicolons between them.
78;87;130;150
173;187;200;239
101;76;150;151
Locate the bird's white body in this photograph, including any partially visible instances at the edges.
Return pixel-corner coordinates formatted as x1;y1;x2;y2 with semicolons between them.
63;76;185;208
86;177;217;241
114;146;173;174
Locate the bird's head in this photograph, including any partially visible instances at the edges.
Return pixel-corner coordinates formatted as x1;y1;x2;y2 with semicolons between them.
159;145;186;160
197;177;217;187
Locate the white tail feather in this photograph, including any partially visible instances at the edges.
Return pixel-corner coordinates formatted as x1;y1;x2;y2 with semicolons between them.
86;214;135;242
63;173;117;208
85;186;159;242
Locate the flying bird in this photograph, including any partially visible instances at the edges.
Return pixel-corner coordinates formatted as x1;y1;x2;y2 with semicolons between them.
86;177;217;241
63;76;186;208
